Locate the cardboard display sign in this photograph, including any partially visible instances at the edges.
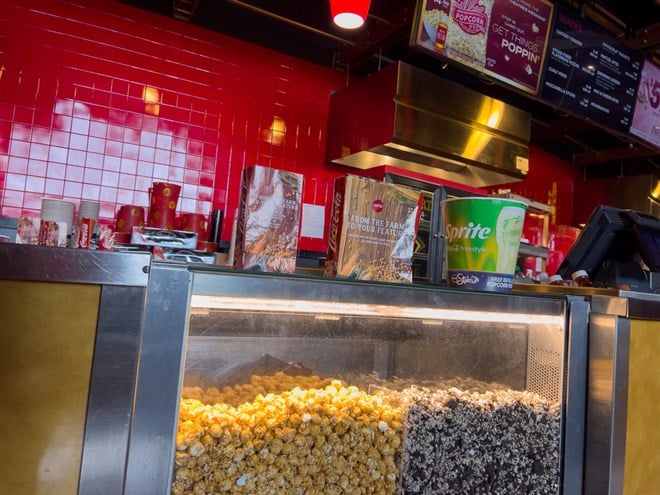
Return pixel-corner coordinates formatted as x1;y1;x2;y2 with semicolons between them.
234;165;303;273
325;175;423;283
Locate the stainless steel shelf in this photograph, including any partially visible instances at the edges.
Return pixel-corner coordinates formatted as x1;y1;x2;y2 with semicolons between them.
519;242;549;259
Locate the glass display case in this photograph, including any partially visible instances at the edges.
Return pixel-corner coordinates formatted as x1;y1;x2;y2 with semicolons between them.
126;265;590;495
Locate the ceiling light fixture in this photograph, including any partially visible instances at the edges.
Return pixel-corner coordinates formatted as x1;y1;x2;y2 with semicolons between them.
330;0;371;29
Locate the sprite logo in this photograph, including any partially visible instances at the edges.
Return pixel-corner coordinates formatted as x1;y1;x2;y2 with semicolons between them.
445;222;492;242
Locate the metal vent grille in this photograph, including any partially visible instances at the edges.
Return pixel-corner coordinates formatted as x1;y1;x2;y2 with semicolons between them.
527;346;562;403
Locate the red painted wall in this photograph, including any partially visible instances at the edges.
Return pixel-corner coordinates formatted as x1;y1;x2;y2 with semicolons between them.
0;0;579;252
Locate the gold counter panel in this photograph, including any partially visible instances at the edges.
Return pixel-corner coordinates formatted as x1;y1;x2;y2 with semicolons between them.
0;280;100;494
623;318;660;495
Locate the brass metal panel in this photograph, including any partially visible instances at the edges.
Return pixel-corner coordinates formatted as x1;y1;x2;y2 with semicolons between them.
623;319;660;495
326;61;531;187
0;280;99;495
395;61;531;142
591;292;660;319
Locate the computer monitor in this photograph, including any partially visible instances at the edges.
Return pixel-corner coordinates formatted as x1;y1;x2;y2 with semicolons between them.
557;206;660;290
627;210;660;272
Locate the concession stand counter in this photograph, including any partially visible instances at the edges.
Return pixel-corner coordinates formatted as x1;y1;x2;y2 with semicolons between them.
2;244;658;494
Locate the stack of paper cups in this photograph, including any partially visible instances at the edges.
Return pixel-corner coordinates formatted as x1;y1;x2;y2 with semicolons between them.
40;198;75;235
177;212;207;237
147;182;181;230
79;200;100;223
73;200;100;248
114;205;145;244
115;205;145;233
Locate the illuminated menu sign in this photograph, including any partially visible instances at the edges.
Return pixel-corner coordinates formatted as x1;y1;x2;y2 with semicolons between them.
629;59;660;149
539;5;642;133
414;0;555;95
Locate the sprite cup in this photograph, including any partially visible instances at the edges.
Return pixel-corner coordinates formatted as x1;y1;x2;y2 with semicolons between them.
441;197;527;291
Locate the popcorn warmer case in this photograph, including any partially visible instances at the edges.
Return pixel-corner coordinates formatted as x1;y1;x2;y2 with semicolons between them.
0;245;591;495
125;264;590;495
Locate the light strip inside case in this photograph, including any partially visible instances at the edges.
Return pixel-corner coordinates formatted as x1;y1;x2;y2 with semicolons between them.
189;295;564;325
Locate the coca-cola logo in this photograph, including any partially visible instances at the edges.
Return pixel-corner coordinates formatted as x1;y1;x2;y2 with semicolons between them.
79;222;90;248
452;0;488;35
372;199;384;213
327;190;342;253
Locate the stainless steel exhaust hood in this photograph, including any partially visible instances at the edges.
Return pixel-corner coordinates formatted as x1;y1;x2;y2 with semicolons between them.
326;62;531;187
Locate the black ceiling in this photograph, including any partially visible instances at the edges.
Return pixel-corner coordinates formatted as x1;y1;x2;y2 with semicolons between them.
123;0;660;180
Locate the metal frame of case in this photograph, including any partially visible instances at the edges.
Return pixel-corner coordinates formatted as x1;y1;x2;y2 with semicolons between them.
0;244;150;495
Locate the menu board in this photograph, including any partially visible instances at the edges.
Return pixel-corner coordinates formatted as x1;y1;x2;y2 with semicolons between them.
413;0;555;95
539;5;643;133
629;59;660;149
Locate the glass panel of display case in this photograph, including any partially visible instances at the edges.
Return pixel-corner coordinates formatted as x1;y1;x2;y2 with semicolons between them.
172;270;568;495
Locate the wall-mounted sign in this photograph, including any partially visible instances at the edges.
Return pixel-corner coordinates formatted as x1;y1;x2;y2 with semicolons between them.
413;0;555;95
629;59;660;149
539;5;643;133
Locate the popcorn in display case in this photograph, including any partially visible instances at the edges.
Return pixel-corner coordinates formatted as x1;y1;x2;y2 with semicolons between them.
162;267;589;495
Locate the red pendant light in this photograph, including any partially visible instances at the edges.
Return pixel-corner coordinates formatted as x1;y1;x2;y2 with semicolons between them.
330;0;371;29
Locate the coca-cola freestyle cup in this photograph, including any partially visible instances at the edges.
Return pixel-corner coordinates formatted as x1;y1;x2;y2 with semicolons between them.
441;197;527;291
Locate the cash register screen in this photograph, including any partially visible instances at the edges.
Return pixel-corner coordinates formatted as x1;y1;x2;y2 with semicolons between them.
557;206;659;279
628;211;660;271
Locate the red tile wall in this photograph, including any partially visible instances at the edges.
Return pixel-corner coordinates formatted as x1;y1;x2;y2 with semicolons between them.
0;0;344;251
0;0;580;253
486;146;578;227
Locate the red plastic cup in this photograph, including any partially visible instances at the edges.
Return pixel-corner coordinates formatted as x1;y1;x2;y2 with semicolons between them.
148;206;177;230
115;205;145;233
178;212;207;236
149;182;181;207
148;182;180;229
